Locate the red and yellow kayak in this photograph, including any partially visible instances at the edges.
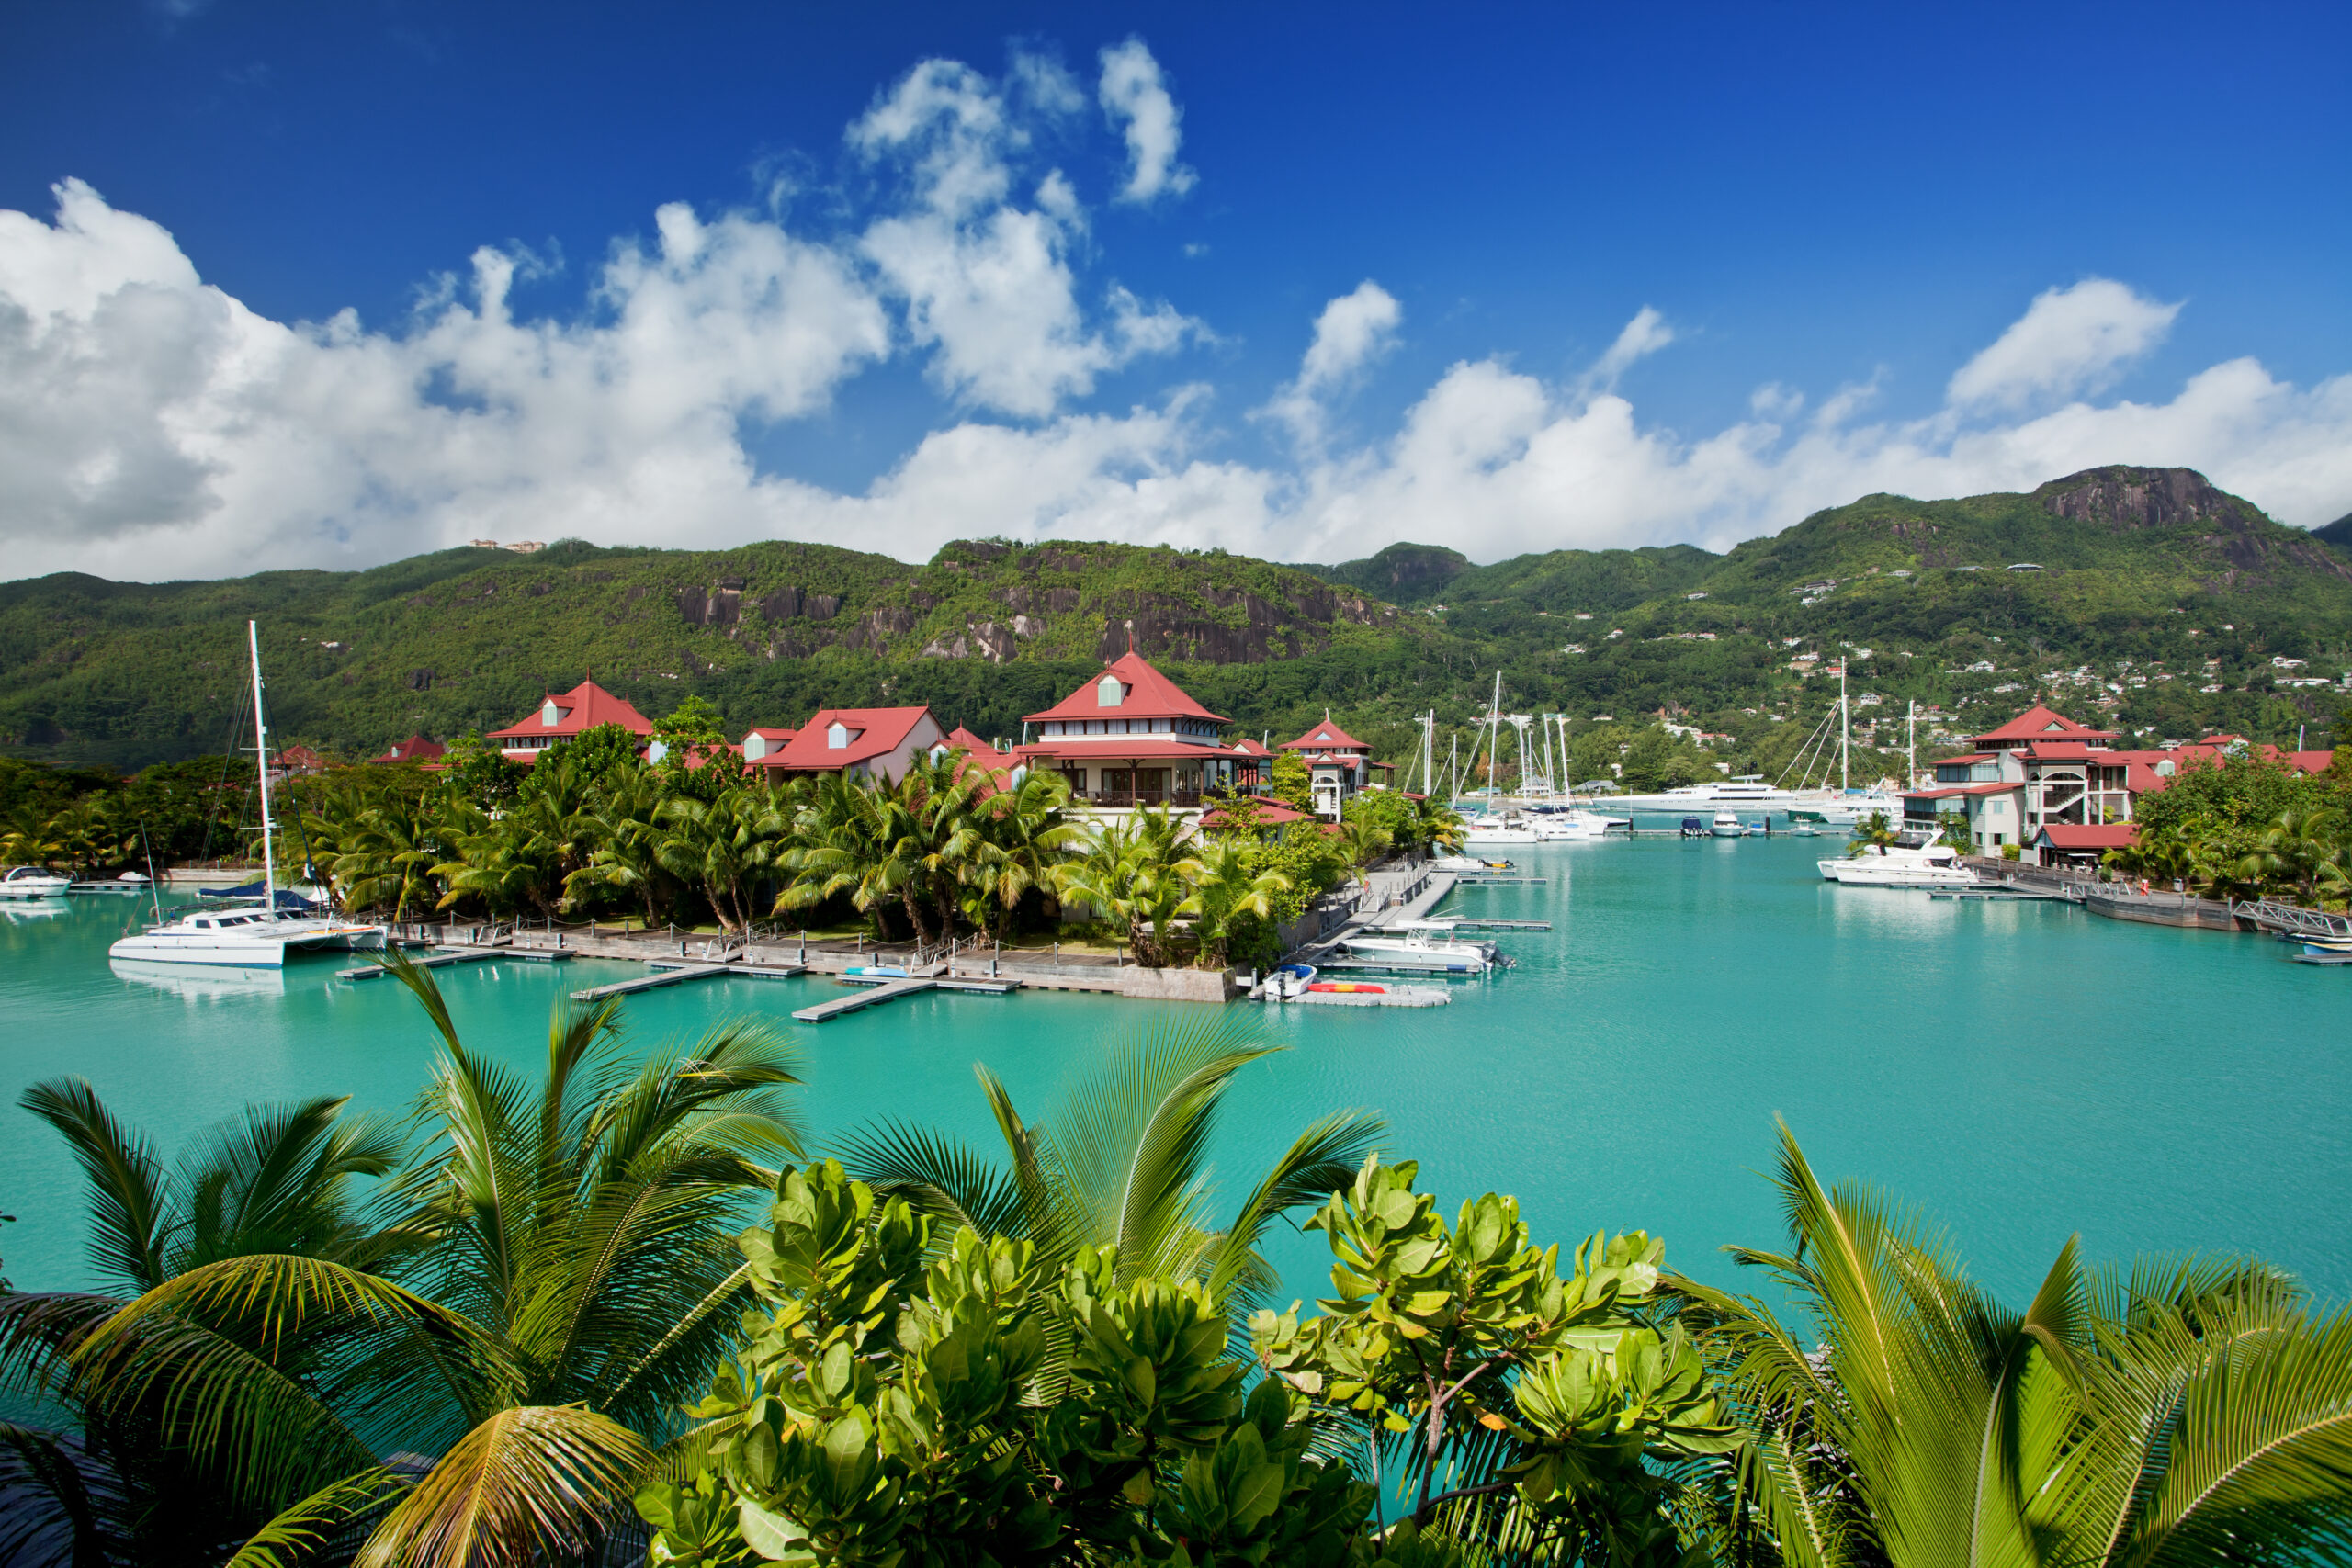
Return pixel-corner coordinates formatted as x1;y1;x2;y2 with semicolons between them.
1306;981;1385;994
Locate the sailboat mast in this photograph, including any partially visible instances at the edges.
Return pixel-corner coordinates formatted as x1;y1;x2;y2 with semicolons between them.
1487;671;1503;796
1906;699;1917;791
1421;711;1435;800
1839;660;1849;793
248;620;277;915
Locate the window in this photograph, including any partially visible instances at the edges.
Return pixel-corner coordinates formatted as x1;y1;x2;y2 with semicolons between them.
744;735;764;760
1097;674;1124;707
542;699;561;726
827;721;853;750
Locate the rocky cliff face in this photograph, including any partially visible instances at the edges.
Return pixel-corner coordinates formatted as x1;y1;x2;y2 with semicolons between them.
2037;466;2352;586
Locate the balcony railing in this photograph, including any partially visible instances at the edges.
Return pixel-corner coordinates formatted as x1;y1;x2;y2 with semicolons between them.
1074;787;1208;808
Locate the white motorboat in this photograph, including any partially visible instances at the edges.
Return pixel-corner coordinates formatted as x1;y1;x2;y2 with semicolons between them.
0;866;71;899
1262;963;1317;1000
1790;791;1905;829
1710;809;1743;838
1430;854;1516;874
1459;816;1540;846
1819;842;1982;889
110;621;384;968
1337;921;1504;972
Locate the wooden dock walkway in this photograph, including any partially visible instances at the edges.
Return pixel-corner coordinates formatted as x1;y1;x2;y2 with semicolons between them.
570;962;736;1001
792;976;934;1021
339;947;574;981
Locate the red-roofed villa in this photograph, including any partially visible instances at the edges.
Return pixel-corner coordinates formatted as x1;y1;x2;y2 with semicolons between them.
373;735;447;764
489;679;654;761
746;706;944;784
1012;652;1260;809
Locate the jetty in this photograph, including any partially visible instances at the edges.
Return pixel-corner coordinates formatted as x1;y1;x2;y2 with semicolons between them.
339;946;574;981
571;960;739;1001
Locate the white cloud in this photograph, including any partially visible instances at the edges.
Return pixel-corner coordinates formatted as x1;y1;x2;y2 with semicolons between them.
3;97;2350;589
1585;305;1675;389
852;57;1199;417
1098;39;1195;205
1947;277;2181;411
1262;280;1402;447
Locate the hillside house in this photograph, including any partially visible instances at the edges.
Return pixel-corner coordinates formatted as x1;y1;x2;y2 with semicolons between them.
488;679;654;761
1012;652;1261;809
1279;713;1390;819
745;706;944;784
373;735;447;764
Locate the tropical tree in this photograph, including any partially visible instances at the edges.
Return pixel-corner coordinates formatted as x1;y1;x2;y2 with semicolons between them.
1053;807;1191;964
1675;1123;2352;1567
1172;838;1293;969
2231;805;2344;906
0;1081;412;1562
772;772;907;937
0;802;67;870
566;761;678;928
307;784;444;919
963;764;1082;942
840;1015;1381;1326
1845;809;1901;856
0;956;809;1566
657;786;784;934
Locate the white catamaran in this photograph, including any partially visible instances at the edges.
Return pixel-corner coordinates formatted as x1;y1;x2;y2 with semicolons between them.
109;623;385;968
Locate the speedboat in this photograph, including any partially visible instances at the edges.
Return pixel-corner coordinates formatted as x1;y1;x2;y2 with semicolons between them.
1263;963;1317;1000
109;619;383;967
0;866;70;900
1819;842;1982;889
1430;853;1515;874
1337;921;1504;973
1711;809;1743;838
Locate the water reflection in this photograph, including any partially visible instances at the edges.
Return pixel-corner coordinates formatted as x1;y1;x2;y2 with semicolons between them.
109;958;288;1000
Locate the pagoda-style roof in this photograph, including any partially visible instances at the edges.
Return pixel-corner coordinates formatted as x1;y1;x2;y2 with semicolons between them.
1281;715;1368;752
375;735;447;762
488;679;653;740
1024;652;1230;726
1970;705;2118;747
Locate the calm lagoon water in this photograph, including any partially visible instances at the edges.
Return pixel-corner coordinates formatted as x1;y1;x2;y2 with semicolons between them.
5;835;2347;1307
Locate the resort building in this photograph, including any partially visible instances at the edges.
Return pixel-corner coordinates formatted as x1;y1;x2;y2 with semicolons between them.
1012;652;1261;809
743;705;944;784
1904;702;2336;863
373;735;447;764
488;679;654;761
1279;712;1391;819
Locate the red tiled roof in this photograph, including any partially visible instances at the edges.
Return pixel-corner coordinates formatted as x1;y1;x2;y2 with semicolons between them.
375;735;447;763
741;727;796;743
944;726;996;754
1013;739;1244;763
2020;740;2098;760
2032;823;2140;849
1023;651;1230;725
1971;705;2118;745
489;680;654;740
1230;739;1271;757
752;706;937;772
1282;716;1368;751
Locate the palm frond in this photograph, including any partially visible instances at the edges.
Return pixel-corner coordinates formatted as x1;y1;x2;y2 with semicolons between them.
224;1467;412;1568
1205;1108;1385;1310
836;1120;1027;1239
354;1404;653;1568
18;1077;171;1295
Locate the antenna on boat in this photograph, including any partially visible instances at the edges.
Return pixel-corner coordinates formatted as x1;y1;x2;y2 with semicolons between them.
249;620;277;919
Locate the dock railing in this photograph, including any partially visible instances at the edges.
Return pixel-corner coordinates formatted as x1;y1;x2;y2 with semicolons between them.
2235;899;2352;939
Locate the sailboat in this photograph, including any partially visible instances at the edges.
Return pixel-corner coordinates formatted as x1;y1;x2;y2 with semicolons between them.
109;623;385;968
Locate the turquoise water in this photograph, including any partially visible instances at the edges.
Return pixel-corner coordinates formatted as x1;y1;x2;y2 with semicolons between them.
4;837;2347;1308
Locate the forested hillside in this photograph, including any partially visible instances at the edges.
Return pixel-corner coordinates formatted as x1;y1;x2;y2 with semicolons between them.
5;466;2348;780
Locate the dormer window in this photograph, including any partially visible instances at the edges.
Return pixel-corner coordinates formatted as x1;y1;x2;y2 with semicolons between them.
743;735;765;760
828;721;854;750
542;699;562;726
1097;674;1124;707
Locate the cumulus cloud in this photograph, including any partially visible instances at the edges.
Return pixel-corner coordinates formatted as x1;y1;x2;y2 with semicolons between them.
852;57;1199;416
1098;39;1195;204
1947;277;2181;411
1261;280;1402;448
3;79;2350;586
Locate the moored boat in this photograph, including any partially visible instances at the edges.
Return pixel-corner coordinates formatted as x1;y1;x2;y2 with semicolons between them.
1819;841;1982;889
0;866;71;900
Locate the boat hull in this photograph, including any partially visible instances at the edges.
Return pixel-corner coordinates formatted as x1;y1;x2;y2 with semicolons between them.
107;924;384;968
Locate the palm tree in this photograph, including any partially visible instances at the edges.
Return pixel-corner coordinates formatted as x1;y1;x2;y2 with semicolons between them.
887;752;989;944
565;762;674;929
1845;809;1901;856
965;765;1082;942
309;784;444;919
839;1014;1380;1325
1054;808;1191;964
0;803;67;869
1675;1123;2352;1567
1;956;808;1565
655;785;782;933
1172;839;1292;969
2233;806;2342;906
772;771;903;936
0;1081;411;1562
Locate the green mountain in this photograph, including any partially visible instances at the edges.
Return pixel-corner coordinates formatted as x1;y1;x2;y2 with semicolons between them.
5;466;2348;776
2313;512;2352;558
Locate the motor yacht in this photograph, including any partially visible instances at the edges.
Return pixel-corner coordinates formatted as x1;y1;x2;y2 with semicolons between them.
1336;921;1504;972
1459;816;1540;846
0;866;71;899
110;620;384;968
1818;841;1982;889
1710;809;1743;838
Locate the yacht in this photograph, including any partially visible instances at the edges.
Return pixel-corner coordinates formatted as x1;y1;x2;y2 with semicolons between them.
109;621;384;969
1788;790;1905;829
1819;841;1982;889
1710;809;1743;838
0;866;71;900
1459;815;1540;847
1337;921;1504;973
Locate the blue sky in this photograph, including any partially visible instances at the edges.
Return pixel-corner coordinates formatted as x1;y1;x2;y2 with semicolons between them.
3;0;2346;580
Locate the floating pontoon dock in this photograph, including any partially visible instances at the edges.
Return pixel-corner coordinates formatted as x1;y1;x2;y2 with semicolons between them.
339;947;576;981
570;961;739;1001
1928;887;2073;902
1429;918;1552;931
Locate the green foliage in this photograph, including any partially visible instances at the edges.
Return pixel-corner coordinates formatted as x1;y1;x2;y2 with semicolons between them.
1270;752;1315;811
639;1158;1380;1568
